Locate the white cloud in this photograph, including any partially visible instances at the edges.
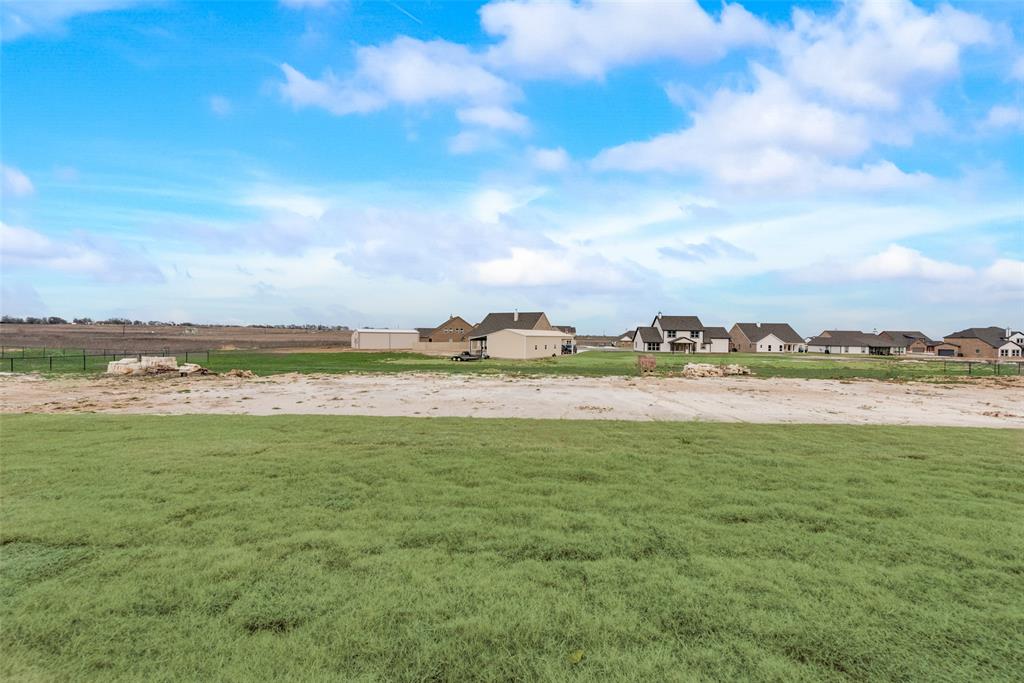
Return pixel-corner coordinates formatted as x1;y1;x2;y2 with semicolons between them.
1;164;34;197
1013;56;1024;81
980;105;1024;132
447;130;501;155
593;64;939;192
0;221;163;283
528;146;570;172
1;1;146;41
982;259;1023;290
480;0;769;80
456;105;529;133
469;246;631;289
779;0;992;111
208;95;233;117
279;37;517;115
846;244;973;281
469;187;544;224
240;191;329;220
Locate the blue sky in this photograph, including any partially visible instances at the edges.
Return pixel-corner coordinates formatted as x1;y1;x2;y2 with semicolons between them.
1;0;1021;336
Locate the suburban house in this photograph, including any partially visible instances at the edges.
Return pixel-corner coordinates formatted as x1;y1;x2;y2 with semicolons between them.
630;314;728;353
806;330;901;355
616;330;636;348
879;331;939;354
943;327;1024;359
468;311;554;354
421;315;474;343
481;328;575;359
729;323;806;353
351;328;419;350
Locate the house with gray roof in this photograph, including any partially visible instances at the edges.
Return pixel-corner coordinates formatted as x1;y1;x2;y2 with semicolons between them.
729;323;806;353
878;330;939;354
630;314;729;353
943;327;1023;359
806;330;900;355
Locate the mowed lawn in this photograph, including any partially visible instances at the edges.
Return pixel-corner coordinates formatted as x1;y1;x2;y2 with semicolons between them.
199;349;1017;381
6;348;1019;381
2;416;1022;681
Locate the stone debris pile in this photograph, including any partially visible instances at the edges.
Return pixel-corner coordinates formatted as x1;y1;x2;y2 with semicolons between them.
681;363;751;378
106;356;215;377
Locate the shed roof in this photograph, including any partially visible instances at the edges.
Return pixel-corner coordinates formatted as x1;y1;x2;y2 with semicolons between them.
492;328;574;338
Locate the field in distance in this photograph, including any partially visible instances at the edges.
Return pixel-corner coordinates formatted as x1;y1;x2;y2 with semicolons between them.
2;415;1021;681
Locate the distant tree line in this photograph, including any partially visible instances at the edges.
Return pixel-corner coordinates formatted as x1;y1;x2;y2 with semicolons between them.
0;316;349;330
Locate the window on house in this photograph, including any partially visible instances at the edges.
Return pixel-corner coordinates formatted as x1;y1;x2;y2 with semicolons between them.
768;345;772;351
666;330;676;338
646;342;660;351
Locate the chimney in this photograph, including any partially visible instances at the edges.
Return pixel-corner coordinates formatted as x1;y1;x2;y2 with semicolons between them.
513;309;519;322
1008;327;1012;337
657;311;662;319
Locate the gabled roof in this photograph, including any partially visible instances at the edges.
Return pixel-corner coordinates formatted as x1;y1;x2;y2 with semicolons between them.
880;330;937;345
653;315;704;330
945;326;1014;349
808;330;893;347
619;330;636;341
734;323;803;344
497;329;574;338
702;326;731;339
469;312;548;339
554;325;576;334
636;326;663;343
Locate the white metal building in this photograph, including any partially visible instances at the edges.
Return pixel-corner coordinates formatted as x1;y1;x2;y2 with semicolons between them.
350;329;419;351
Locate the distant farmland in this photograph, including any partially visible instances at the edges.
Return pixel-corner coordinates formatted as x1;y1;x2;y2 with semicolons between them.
0;323;353;353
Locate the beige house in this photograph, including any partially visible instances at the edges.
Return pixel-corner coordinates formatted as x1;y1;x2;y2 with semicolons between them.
350;328;419;350
468;311;554;353
806;330;900;355
630;314;727;353
482;328;575;359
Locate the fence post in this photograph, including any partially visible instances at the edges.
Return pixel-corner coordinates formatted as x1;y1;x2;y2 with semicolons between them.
968;362;972;376
185;351;189;363
206;350;210;363
49;356;53;371
9;358;13;372
82;354;86;370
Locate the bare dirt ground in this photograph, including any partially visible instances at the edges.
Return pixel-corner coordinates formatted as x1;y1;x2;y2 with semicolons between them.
2;373;1021;428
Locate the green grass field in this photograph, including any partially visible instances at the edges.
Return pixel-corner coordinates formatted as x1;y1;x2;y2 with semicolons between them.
3;415;1021;681
6;348;1018;381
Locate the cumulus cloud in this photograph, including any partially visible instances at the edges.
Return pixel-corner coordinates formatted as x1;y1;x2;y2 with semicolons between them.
979;105;1024;132
845;244;973;281
1;0;146;41
469;246;634;290
279;37;518;115
779;0;992;111
594;66;932;191
1;221;164;283
480;0;770;79
456;105;529;133
1;164;34;197
528;147;570;172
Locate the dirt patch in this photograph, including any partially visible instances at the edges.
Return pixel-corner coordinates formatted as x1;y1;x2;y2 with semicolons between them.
1;373;1021;428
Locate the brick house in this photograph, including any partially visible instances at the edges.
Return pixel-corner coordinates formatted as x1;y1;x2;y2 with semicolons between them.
422;315;474;343
943;327;1024;359
878;331;939;354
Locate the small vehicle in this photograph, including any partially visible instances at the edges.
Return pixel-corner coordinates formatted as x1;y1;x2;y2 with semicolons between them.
450;351;487;361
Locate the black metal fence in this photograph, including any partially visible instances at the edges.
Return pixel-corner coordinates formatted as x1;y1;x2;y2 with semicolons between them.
2;349;212;373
